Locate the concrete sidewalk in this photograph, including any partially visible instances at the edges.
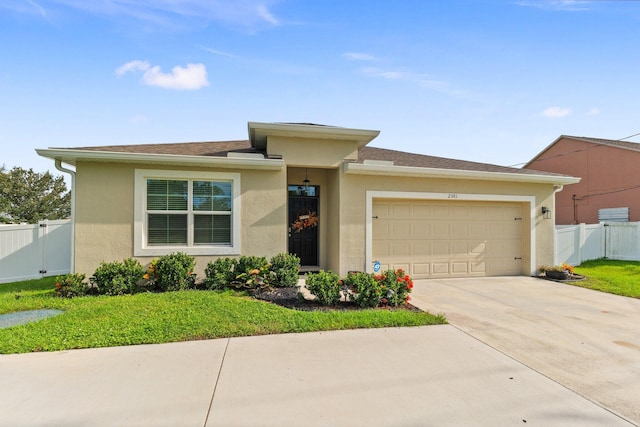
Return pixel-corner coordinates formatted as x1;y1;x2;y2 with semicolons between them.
0;326;634;426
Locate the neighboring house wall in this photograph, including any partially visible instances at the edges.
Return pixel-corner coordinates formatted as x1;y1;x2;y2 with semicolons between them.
526;137;640;224
74;161;288;279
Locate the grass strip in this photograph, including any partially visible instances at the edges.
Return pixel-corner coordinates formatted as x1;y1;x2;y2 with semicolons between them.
572;259;640;298
0;277;446;354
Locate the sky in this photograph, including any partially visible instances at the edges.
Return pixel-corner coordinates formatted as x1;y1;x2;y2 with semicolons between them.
1;0;640;180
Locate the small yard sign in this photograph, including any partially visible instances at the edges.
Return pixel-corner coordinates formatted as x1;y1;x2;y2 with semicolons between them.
373;261;381;273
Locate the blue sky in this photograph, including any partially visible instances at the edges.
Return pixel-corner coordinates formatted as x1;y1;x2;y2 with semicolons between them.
1;0;640;178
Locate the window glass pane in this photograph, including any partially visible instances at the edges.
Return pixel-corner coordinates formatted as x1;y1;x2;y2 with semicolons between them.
147;180;187;210
287;185;318;197
193;181;231;211
194;214;231;244
148;214;187;244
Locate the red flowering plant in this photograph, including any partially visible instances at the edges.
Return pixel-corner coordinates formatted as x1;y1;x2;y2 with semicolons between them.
373;268;414;307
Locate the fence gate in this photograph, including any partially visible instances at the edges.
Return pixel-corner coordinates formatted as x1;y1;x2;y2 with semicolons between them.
0;220;72;284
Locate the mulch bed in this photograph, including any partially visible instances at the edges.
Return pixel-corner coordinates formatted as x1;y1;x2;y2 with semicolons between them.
251;287;423;312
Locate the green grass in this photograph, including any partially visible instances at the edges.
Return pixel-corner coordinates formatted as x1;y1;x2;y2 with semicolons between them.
572;259;640;298
0;277;446;354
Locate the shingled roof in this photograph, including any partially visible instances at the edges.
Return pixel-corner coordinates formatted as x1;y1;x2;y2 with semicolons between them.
59;139;563;177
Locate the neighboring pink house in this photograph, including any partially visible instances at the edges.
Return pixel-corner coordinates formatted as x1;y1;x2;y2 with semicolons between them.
524;135;640;224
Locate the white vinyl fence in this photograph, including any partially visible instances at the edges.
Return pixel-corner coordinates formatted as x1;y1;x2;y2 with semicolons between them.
555;222;640;266
0;220;72;284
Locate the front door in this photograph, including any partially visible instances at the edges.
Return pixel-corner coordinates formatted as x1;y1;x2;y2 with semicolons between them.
288;186;319;266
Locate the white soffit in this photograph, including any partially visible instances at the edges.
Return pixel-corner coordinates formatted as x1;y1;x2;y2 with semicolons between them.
36;148;284;170
344;162;580;185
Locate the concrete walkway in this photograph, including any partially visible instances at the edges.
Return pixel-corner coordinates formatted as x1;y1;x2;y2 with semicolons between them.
410;276;640;425
0;324;635;426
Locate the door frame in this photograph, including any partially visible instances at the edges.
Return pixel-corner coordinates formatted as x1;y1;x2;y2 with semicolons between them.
288;185;320;267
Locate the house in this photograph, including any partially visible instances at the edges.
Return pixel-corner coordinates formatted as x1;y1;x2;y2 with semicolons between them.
524;135;640;225
37;122;578;279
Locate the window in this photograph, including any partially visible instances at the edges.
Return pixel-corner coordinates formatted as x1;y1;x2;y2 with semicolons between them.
135;170;240;256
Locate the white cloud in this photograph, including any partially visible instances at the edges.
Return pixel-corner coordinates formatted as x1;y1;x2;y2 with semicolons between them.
116;60;209;90
516;1;591;11
27;0;47;17
360;66;463;96
541;106;572;118
256;3;279;25
202;47;238;58
8;0;283;30
342;52;378;61
115;60;150;76
586;108;600;116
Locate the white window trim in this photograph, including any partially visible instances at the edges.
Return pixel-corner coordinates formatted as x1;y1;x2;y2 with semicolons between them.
134;169;241;256
365;191;536;276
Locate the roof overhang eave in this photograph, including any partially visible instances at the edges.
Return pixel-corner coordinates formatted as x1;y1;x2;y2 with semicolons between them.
343;162;581;185
35;148;285;170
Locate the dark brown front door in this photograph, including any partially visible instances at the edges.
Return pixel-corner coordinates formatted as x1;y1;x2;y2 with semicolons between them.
288;188;319;266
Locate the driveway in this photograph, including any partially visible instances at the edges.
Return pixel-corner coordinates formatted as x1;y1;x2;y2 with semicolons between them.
410;276;640;424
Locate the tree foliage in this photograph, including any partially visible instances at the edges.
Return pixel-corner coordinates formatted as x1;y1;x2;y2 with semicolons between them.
0;166;71;224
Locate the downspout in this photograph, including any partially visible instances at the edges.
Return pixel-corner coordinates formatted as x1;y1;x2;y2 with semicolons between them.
55;160;75;273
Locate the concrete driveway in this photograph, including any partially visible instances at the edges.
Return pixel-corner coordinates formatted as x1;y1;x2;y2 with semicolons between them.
410;276;640;425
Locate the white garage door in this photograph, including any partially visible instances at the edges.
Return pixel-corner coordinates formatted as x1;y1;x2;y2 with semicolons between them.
373;199;523;278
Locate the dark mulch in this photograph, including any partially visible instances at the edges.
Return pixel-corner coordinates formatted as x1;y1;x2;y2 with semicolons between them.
251;287;423;312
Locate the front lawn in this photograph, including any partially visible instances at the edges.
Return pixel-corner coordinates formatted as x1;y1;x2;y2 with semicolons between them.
0;277;446;354
572;259;640;298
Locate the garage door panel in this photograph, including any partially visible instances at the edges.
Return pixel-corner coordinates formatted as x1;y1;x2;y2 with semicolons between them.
471;262;486;273
391;204;411;217
413;263;430;275
392;242;411;257
373;200;523;278
413;223;429;236
391;222;411;237
451;223;469;237
451;262;468;274
432;223;451;237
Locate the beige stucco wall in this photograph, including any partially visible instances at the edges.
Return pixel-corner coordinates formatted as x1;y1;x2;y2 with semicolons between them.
72;157;557;280
337;171;557;276
268;136;359;167
73;161;287;279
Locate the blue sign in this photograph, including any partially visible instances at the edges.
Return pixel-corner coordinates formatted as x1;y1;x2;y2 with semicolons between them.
373;261;381;273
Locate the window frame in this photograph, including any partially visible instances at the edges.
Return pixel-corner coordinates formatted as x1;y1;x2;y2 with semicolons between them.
134;169;241;256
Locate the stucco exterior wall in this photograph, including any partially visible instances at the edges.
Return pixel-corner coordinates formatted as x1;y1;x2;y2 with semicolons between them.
73;161;287;278
337;171;556;276
526;138;640;224
268;136;359;167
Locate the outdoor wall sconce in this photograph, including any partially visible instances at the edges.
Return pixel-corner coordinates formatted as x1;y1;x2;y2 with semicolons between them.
300;169;310;194
542;206;551;219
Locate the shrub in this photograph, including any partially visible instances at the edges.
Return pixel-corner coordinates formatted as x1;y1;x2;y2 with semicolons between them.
269;252;300;287
305;270;341;306
374;269;414;307
231;256;273;289
148;252;196;292
90;258;145;296
204;257;238;290
54;273;88;298
237;256;269;275
344;271;382;308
